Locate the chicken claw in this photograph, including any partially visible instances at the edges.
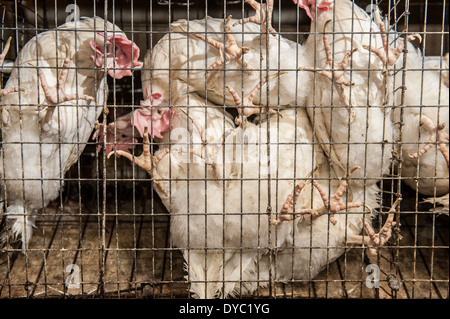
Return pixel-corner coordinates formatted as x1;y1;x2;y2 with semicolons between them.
188;15;250;71
273;167;369;226
365;10;421;69
272;180;320;225
300;20;357;110
233;0;276;35
0;87;23;96
38;58;95;127
312;166;368;225
407;116;449;167
0;87;21;97
0;37;21;97
226;72;283;126
347;197;402;257
108;127;170;196
0;37;11;67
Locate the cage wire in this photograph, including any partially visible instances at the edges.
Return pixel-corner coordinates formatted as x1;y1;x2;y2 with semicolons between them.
0;0;448;299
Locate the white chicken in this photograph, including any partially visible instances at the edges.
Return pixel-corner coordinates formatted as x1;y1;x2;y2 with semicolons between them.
0;17;141;248
106;43;393;298
108;78;395;298
366;9;449;214
293;0;403;188
394;53;449;214
388;37;449;214
100;0;402;298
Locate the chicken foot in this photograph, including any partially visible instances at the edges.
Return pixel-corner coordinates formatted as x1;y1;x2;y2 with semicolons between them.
407;115;449;167
226;72;284;126
365;10;421;70
272;180;321;225
347;197;402;258
38;58;95;128
273;166;370;226
233;0;276;35
108;127;170;196
300;20;357;110
311;166;368;226
186;15;251;72
0;37;20;97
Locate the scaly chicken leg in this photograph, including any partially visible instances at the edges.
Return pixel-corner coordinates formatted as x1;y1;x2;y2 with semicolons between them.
347;197;402;258
407;116;449;167
364;10;421;70
38;58;95;128
188;15;250;71
0;37;11;67
272;180;320;225
274;166;369;226
300;20;357;110
226;72;282;125
0;37;20;97
233;0;276;35
311;166;366;225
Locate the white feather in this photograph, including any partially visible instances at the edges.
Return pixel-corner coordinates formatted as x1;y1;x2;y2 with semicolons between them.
142;16;310;108
0;17;124;246
303;0;393;186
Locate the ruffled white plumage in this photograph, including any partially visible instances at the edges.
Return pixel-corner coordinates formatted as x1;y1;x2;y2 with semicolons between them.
0;17;125;247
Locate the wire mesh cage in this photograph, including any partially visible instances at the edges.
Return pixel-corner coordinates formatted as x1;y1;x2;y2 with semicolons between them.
0;0;448;299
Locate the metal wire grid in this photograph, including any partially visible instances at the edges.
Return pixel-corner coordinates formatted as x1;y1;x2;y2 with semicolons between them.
0;0;448;298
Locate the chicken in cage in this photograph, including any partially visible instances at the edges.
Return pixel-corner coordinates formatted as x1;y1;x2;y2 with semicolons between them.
0;0;448;299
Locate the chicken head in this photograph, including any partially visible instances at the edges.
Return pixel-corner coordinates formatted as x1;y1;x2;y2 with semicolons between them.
293;0;334;20
89;32;142;79
135;87;173;139
94;87;173;155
